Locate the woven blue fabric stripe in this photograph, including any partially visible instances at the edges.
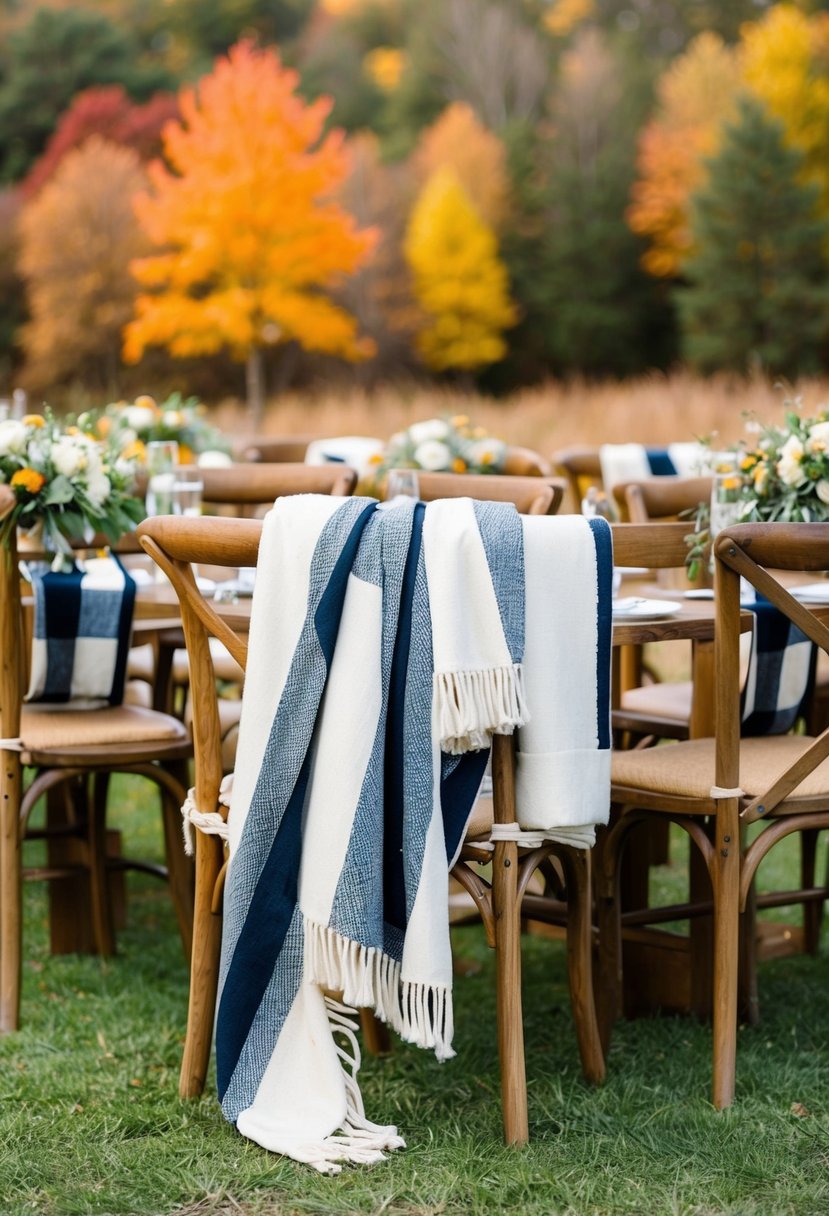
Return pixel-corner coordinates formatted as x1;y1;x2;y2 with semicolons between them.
646;448;678;476
42;566;84;701
588;517;613;750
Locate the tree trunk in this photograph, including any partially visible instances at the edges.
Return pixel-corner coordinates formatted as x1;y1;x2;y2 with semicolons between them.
245;347;265;432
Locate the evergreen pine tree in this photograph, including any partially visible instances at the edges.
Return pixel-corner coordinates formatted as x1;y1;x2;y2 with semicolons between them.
680;94;829;376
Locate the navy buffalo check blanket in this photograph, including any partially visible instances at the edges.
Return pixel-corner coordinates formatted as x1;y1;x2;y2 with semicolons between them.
25;556;136;707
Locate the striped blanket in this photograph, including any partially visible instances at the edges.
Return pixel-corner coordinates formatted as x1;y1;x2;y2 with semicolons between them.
598;442;714;492
25;556;135;707
217;496;612;1172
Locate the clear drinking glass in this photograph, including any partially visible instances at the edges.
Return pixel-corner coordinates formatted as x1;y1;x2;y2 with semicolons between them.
385;468;420;501
145;440;179;516
172;465;204;517
710;462;743;541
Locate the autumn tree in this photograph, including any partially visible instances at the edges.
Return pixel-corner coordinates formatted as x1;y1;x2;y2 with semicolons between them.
412;102;510;230
18;138;151;392
0;189;24;376
627;31;740;278
21;86;179;199
404;168;516;374
124;41;377;423
679;97;829;376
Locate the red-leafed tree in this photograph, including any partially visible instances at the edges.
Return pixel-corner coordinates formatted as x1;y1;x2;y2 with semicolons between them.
21;86;179;199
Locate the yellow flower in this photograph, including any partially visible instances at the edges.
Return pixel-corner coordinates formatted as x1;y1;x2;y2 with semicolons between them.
368;452;384;465
96;416;112;437
23;414;45;428
121;439;147;462
452;457;468;473
721;476;742;492
134;394;158;413
11;467;45;494
66;425;79;435
480;451;494;466
451;414;470;428
178;443;194;465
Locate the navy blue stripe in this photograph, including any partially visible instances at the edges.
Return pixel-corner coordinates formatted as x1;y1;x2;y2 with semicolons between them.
41;566;84;702
588;517;612;750
646;448;677;476
216;503;377;1100
383;502;424;932
441;748;490;864
109;560;136;706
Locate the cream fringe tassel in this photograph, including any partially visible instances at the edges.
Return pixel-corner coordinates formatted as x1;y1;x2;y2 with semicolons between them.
434;662;530;754
306;919;455;1063
290;996;406;1175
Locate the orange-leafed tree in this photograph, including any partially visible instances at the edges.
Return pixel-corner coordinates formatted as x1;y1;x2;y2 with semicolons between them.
404;168;516;374
124;41;377;422
412;102;510;230
18;137;150;392
627;32;740;277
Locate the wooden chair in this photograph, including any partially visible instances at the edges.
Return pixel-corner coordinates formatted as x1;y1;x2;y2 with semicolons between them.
620;474;713;527
502;446;552;477
236;434;317;464
551;446;601;512
0;534;193;1032
598;521;829;1107
413;471;565;516
138;511;604;1145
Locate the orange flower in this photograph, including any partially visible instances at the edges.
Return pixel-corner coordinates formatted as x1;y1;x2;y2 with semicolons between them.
368;452;384;465
11;467;45;494
452;457;467;473
134;394;158;412
121;439;147;462
22;414;45;428
178;443;194;465
96;416;112;437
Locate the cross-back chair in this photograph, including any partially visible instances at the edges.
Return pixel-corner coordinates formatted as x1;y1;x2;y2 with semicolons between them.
501;446;552;478
412;471;565;516
0;534;193;1032
551;446;602;513
599;520;829;1108
138;509;604;1146
200;461;357;516
237;434;318;464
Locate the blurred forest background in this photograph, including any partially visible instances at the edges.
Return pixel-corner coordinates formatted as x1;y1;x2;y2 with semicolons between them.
2;0;829;418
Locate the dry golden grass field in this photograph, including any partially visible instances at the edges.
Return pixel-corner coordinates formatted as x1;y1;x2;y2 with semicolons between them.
214;371;829;465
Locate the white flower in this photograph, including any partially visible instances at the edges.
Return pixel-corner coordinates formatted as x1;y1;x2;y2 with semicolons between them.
776;434;807;487
408;418;450;446
816;479;829;505
807;421;829;451
468;437;506;468
51;436;87;478
414;439;452;470
0;420;28;456
86;471;111;506
122;405;157;432
196;449;233;468
162;410;183;428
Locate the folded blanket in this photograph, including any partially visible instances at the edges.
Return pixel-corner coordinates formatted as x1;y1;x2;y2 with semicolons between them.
216;496;612;1172
25;555;135;708
598;442;713;492
740;595;816;737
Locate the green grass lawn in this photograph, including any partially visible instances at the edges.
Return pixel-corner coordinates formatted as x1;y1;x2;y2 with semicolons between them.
2;778;829;1216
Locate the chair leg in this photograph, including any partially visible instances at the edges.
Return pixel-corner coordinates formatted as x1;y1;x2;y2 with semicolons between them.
738;880;759;1026
559;847;605;1085
801;829;822;954
492;834;528;1145
0;752;22;1033
595;821;625;1056
358;1009;392;1056
160;761;194;960
180;831;223;1099
711;815;741;1110
88;774;116;957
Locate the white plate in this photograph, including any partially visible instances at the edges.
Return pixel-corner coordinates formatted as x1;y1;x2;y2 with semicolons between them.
616;566;650;577
791;583;829;603
612;597;682;620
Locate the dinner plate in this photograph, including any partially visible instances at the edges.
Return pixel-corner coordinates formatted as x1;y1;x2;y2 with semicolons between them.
612;597;682;620
791;582;829;604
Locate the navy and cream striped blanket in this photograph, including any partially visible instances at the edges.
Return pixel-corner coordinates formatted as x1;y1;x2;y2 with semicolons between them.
25;556;135;707
598;442;715;492
217;495;612;1172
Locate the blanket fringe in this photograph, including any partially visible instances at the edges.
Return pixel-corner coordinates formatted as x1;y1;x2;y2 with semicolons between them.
306;921;455;1063
435;663;530;755
288;996;405;1175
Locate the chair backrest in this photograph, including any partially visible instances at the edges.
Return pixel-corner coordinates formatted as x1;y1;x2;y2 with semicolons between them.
621;476;713;523
502;446;552;477
714;523;829;826
236;435;317;464
551;446;601;511
414;471;564;515
199;461;357;508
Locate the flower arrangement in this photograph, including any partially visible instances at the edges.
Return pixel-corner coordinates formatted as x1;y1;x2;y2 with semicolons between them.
0;412;144;554
81;392;231;467
684;397;829;578
372;415;507;479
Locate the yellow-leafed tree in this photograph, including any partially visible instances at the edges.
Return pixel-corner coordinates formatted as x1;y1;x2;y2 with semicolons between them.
404;168;516;374
412;102;510;230
123;40;377;422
